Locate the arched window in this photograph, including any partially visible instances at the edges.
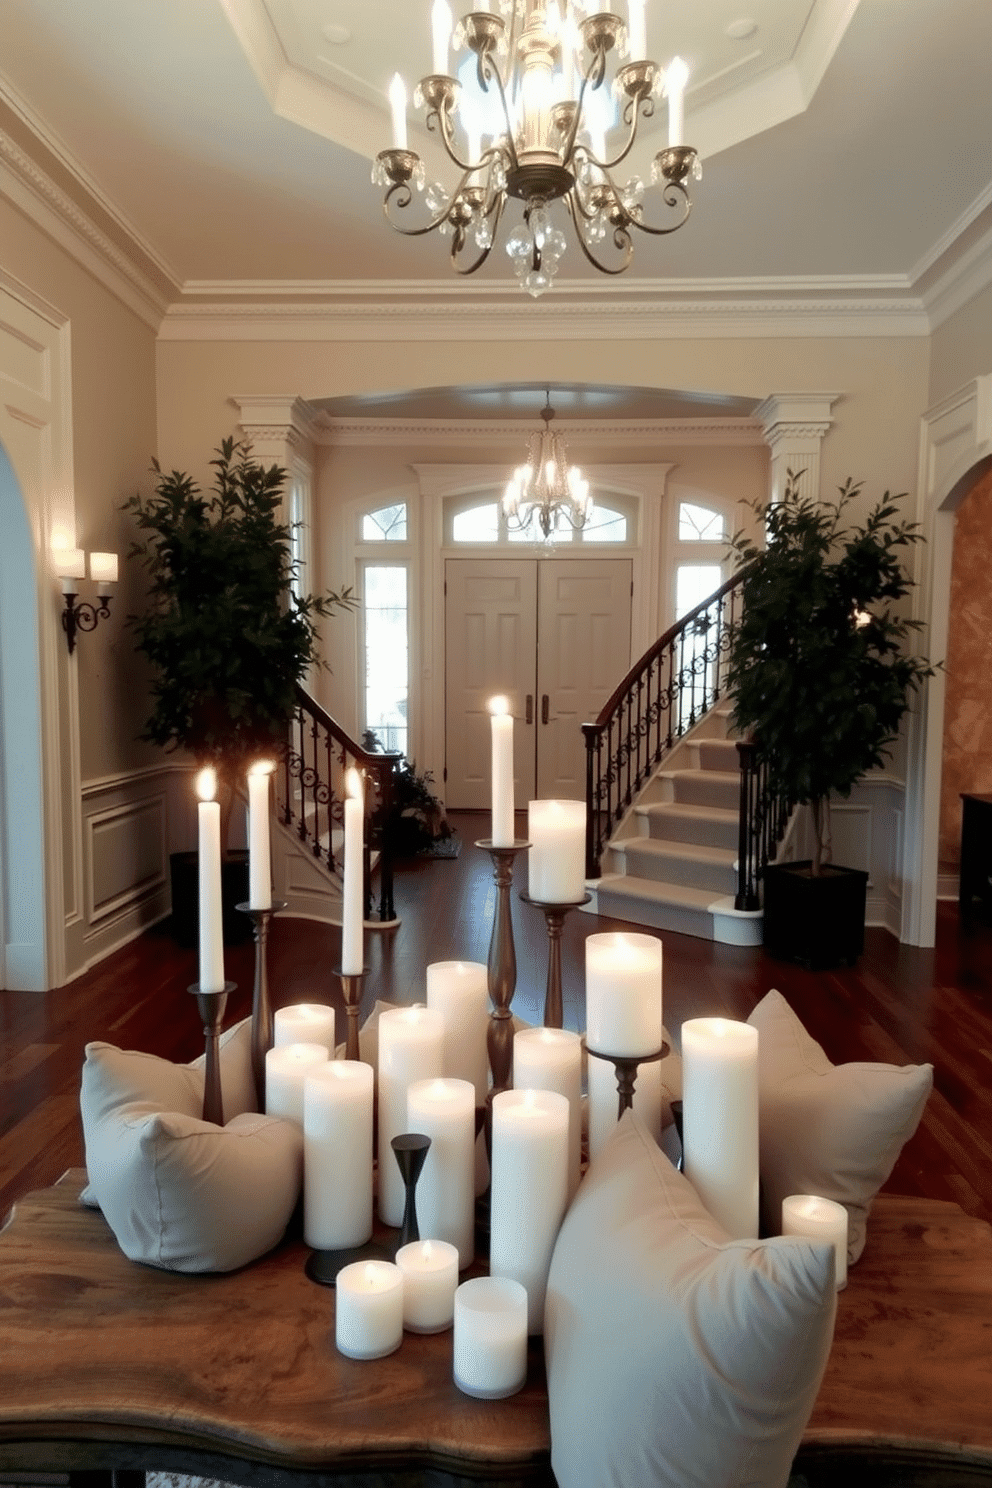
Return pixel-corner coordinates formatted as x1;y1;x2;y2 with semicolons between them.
358;501;410;756
674;499;728;618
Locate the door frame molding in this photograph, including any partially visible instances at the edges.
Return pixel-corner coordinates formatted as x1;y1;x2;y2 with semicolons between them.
413;461;674;804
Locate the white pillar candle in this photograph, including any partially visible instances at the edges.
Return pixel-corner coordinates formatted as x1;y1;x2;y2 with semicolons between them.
782;1194;848;1290
453;1276;528;1399
378;1006;445;1227
627;0;646;60
246;760;274;910
513;1028;583;1201
275;1002;337;1058
489;1088;569;1334
666;56;689;147
681;1018;759;1240
195;768;225;994
585;931;663;1056
264;1041;329;1125
388;72;407;151
489;696;515;848
406;1077;477;1268
303;1060;374;1250
431;0;452;74
335;1260;404;1360
426;960;489;1102
395;1239;460;1333
587;1048;663;1161
528;799;586;903
341;768;364;976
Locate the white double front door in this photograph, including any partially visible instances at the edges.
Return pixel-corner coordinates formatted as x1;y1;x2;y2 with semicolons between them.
444;556;633;808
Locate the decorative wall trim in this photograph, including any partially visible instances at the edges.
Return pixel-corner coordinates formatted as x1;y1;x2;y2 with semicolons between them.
315;415;767;448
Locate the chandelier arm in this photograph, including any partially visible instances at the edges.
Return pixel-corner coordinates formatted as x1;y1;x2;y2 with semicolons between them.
564;191;634;275
381;177;480;241
558;70;593;165
476;55;521;174
450;192;506;276
427;97;464;163
601;98;653;173
625;179;693;237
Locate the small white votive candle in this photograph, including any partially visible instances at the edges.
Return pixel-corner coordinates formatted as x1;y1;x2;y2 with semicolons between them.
781;1194;848;1289
453;1276;528;1399
265;1042;329;1125
275;1003;337;1058
335;1260;404;1360
395;1239;460;1333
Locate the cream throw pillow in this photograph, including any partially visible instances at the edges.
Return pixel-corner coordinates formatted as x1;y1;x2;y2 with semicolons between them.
747;989;933;1262
545;1110;836;1488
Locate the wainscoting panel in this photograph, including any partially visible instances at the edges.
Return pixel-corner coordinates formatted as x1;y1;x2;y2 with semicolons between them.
79;766;177;972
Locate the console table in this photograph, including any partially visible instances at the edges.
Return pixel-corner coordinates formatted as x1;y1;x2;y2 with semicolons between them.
1;1172;991;1488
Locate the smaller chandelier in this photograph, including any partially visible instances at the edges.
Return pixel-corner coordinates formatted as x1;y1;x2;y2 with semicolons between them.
502;395;592;540
373;0;699;297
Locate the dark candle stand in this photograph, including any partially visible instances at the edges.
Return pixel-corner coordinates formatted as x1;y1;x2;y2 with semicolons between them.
519;891;592;1029
188;981;236;1126
586;1041;670;1120
304;1132;431;1287
336;967;367;1061
475;839;529;1099
236;898;287;1110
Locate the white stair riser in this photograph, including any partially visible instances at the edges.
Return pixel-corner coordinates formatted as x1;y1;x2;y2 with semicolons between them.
641;806;739;852
619;844;737;895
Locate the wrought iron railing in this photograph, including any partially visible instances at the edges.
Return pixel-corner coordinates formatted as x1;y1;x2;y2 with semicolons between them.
582;570;746;880
734;738;793;911
277;683;403;921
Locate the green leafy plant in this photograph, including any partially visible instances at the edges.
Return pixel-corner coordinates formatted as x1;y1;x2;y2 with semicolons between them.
726;471;934;875
124;437;355;849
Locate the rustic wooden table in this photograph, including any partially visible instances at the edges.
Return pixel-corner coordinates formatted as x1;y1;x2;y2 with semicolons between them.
1;1173;991;1487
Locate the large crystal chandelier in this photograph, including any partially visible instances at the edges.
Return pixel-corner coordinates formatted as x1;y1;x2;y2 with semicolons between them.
502;395;592;540
373;0;699;297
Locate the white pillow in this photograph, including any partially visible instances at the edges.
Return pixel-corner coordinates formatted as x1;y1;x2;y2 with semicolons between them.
747;990;933;1262
80;1019;303;1272
545;1110;836;1488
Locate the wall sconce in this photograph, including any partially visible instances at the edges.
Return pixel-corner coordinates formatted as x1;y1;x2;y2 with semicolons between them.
53;548;118;653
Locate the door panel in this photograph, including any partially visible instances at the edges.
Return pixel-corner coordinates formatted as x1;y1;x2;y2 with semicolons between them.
445;560;537;808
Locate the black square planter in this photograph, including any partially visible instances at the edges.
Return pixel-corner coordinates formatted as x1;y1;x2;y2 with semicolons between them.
168;849;253;949
762;860;869;969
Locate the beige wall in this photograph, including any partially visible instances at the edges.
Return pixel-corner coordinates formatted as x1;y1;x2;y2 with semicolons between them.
0;196;160;784
929;282;992;407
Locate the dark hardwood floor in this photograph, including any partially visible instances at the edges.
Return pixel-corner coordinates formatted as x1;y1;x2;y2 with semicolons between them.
2;809;991;1227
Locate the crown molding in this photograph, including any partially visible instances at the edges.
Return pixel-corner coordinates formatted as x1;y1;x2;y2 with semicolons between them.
313;415;766;448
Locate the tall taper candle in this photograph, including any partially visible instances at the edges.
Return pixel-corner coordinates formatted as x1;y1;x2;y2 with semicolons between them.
247;760;274;910
489;695;515;848
341;768;364;976
681;1017;759;1239
196;767;225;994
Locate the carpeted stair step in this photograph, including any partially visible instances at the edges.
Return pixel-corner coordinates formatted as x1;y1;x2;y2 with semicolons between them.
636;800;739;852
697;738;742;773
614;837;738;896
667;768;740;811
595;874;722;939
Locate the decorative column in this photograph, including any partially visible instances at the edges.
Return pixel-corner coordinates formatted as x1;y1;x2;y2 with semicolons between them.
230;394;318;520
754;394;839;505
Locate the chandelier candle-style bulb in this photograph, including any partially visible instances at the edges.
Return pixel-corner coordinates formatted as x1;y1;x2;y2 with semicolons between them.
341;767;364;976
488;695;515;848
627;0;646;61
247;759;274;910
432;0;452;75
195;767;225;995
389;73;408;150
665;56;689;147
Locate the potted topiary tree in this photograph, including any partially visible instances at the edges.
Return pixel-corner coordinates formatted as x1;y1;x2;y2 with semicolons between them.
124;436;354;944
726;471;934;967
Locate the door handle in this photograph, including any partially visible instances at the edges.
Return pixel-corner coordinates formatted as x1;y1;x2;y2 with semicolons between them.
541;694;549;725
525;694;533;725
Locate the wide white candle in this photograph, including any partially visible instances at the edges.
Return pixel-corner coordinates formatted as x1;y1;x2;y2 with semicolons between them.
453;1276;528;1399
489;1088;569;1334
666;56;689;146
528;799;586;903
513;1028;582;1200
264;1041;328;1125
426;960;489;1102
378;1006;445;1226
627;0;646;60
489;696;515;848
303;1060;374;1250
681;1018;759;1240
196;767;225;994
585;931;663;1056
587;1048;664;1160
341;768;364;976
396;1239;460;1333
782;1194;848;1289
246;760;274;910
335;1260;404;1360
388;72;407;151
275;1003;336;1058
431;0;452;74
407;1077;476;1268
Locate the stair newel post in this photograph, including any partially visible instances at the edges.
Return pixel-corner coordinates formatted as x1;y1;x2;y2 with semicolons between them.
583;723;598;880
735;738;760;911
324;722;333;869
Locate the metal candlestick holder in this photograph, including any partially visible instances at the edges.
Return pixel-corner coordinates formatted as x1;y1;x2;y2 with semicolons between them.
586;1041;670;1120
187;981;236;1126
335;967;367;1061
519;891;592;1029
304;1132;432;1288
475;839;529;1100
236;898;287;1110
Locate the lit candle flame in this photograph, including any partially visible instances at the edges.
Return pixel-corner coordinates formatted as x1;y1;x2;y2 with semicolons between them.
248;758;275;777
489;695;509;716
196;767;217;803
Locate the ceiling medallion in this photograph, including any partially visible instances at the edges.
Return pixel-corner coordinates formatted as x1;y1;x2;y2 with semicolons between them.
372;0;700;297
